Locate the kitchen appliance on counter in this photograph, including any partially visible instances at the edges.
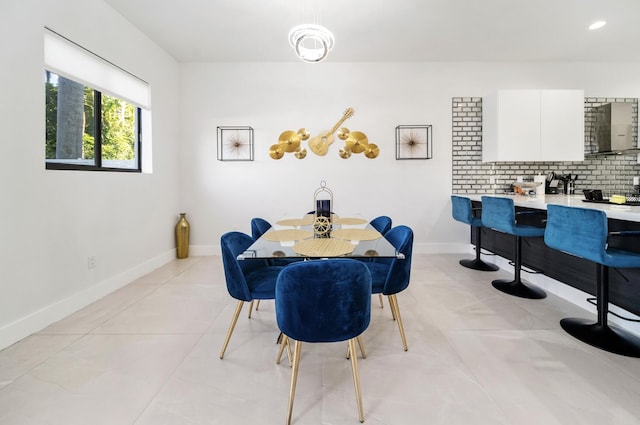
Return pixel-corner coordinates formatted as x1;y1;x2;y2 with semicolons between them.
583;189;640;206
546;172;577;194
558;173;578;195
545;171;559;194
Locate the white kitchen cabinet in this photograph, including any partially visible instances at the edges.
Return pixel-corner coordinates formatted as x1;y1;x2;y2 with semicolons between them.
482;89;584;162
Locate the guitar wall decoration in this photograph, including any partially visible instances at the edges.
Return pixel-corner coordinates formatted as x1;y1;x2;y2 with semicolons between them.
270;107;379;160
308;108;354;156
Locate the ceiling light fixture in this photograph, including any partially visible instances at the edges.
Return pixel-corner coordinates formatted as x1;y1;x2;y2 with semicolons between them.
288;24;335;63
589;20;606;30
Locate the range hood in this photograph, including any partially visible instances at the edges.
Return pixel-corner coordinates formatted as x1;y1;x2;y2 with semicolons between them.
587;102;637;156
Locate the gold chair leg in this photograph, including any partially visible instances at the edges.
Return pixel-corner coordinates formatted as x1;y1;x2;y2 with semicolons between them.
248;300;262;318
276;335;293;366
219;300;244;359
389;295;408;351
286;340;302;425
346;336;366;359
378;293;384;308
357;336;367;359
348;338;365;423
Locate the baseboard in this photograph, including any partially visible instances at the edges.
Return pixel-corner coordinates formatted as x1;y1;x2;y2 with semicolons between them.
0;250;175;351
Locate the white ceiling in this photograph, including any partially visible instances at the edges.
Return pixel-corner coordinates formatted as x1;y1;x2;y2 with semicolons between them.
104;0;640;63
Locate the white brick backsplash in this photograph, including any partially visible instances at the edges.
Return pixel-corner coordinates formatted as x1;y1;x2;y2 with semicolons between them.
452;97;639;194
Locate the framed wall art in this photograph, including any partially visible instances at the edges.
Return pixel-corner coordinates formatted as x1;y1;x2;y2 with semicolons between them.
217;126;254;161
395;125;432;160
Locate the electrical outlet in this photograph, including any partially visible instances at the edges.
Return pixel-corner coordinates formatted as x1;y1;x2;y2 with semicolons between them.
87;256;96;269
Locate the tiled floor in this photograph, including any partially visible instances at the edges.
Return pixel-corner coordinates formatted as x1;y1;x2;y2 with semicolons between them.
1;254;640;424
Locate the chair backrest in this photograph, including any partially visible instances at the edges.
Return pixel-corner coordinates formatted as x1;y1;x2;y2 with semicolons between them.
544;204;608;264
251;217;272;240
275;259;372;343
370;215;392;234
220;231;269;301
377;225;413;295
480;196;517;234
451;195;473;225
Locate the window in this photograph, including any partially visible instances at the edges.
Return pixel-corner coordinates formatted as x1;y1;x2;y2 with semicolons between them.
45;71;141;170
44;28;150;172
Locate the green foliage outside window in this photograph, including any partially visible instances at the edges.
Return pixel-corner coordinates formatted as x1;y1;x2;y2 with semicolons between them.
45;71;139;169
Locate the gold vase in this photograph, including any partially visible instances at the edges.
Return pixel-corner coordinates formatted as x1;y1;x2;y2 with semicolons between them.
175;213;190;259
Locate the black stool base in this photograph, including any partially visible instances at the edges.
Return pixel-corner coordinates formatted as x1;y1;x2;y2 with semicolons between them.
459;258;499;272
491;279;546;299
560;318;640;358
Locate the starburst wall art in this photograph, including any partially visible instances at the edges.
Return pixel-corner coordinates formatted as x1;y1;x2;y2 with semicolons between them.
217;126;254;161
395;125;432;160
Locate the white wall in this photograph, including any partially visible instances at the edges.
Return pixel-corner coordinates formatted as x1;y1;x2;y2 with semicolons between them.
0;0;181;350
179;62;640;254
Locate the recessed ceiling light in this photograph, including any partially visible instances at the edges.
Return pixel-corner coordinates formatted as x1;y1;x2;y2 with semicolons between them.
589;21;606;30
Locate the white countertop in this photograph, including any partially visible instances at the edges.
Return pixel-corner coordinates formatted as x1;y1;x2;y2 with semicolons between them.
462;193;640;222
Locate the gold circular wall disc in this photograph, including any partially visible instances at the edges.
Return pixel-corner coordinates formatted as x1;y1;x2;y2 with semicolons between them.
337;127;351;140
297;128;310;140
346;131;368;153
269;144;285;159
364;143;379;158
278;130;301;152
339;147;352;159
295;147;307;159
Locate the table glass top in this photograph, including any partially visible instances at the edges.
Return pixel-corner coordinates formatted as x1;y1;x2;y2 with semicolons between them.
238;219;401;260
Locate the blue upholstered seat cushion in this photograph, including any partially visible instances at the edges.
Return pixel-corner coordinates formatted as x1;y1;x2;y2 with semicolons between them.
545;204;640;268
363;225;413;296
275;259;372;343
245;266;284;299
481;196;545;237
221;231;283;302
366;262;391;293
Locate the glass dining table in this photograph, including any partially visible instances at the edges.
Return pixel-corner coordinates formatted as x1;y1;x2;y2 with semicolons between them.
237;216;403;261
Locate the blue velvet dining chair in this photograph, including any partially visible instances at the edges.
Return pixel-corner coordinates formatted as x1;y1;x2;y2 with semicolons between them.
275;259;372;425
218;231;285;359
451;195;499;271
544;204;640;357
363;225;413;351
370;215;392;235
481;196;547;299
366;215;392;308
248;217;303;317
250;217;272;240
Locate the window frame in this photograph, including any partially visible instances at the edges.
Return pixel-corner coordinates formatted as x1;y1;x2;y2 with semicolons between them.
44;28;149;173
45;77;143;172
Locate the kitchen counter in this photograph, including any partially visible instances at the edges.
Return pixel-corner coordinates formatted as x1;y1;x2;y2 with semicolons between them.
456;192;640;323
462;193;640;222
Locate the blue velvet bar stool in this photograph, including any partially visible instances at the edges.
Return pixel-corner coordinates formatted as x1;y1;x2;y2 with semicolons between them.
480;196;547;299
451;195;499;271
544;204;640;357
275;259;372;424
